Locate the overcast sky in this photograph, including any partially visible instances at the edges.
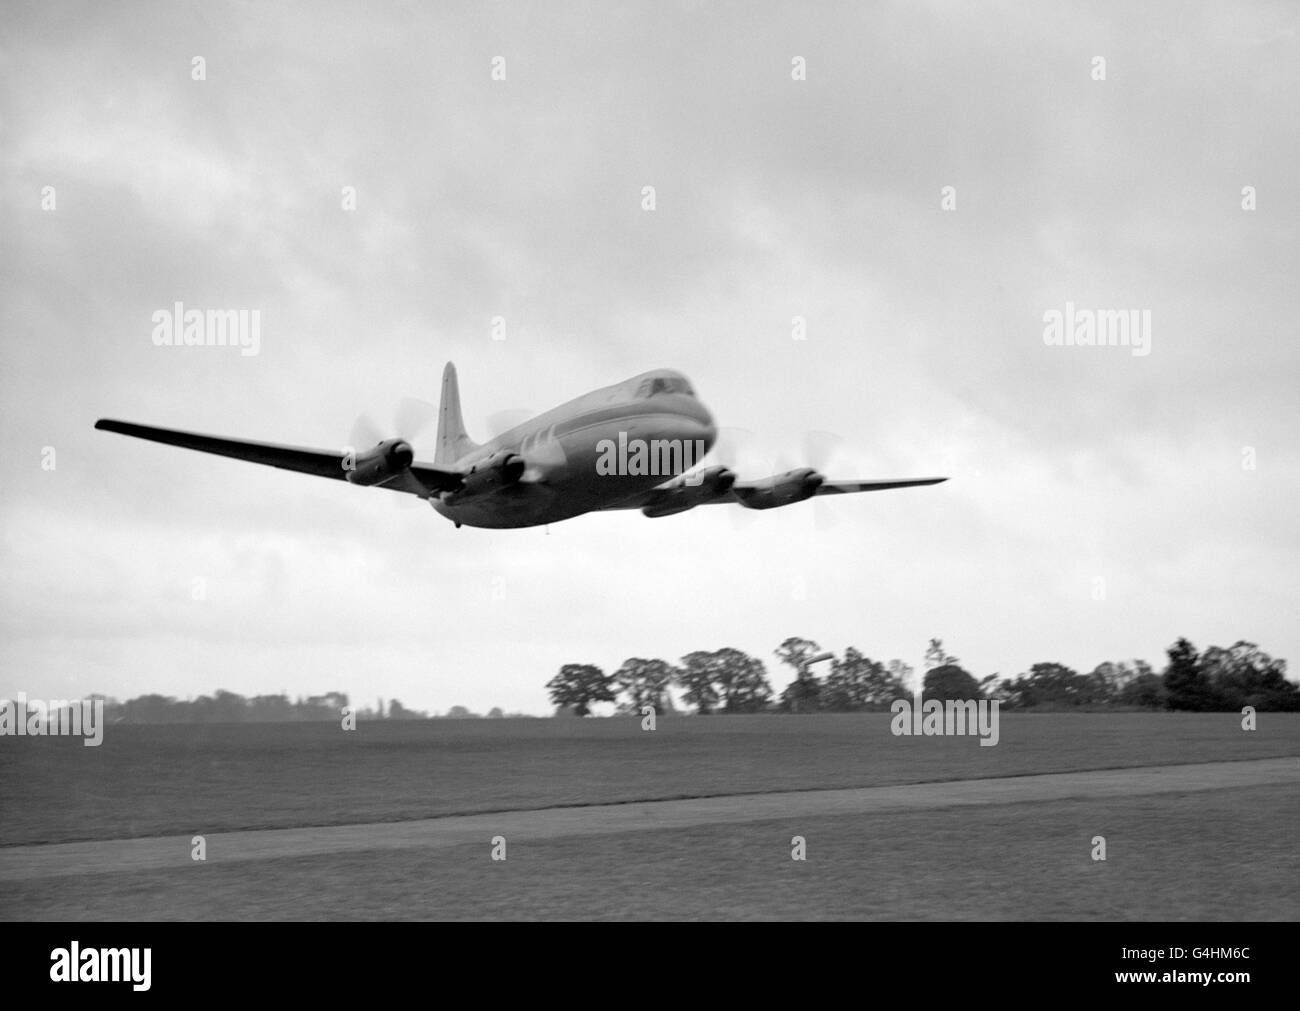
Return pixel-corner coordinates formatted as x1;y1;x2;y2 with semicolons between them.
3;1;1297;715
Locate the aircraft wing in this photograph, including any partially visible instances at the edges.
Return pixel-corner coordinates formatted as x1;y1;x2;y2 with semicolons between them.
805;478;948;495
610;474;947;512
94;419;463;495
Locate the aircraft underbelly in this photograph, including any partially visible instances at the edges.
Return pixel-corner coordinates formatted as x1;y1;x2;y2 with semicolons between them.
431;472;663;529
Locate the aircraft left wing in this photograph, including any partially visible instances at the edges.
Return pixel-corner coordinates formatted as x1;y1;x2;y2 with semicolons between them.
94;419;464;495
807;478;948;495
608;469;947;516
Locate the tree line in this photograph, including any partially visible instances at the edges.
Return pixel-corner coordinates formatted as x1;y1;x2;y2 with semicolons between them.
75;693;539;723
48;635;1295;724
81;692;430;724
546;636;1299;715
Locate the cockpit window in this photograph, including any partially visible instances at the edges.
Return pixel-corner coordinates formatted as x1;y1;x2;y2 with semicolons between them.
637;376;694;398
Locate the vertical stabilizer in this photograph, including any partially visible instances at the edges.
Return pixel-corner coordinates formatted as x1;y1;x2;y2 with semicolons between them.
435;362;479;465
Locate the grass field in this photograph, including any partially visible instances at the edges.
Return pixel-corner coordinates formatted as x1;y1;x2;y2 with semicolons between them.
2;713;1296;846
2;714;1297;920
7;786;1296;920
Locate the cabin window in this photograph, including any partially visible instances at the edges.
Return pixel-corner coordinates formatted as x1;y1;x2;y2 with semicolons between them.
637;376;694;398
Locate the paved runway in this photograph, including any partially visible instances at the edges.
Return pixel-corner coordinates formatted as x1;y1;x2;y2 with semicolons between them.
3;758;1295;881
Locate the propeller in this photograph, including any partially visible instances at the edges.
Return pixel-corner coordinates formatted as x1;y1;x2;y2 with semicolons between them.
394;397;438;443
347;413;384;452
348;398;438;453
802;429;849;531
803;430;842;473
708;427;859;530
708;427;766;528
344;397;440;506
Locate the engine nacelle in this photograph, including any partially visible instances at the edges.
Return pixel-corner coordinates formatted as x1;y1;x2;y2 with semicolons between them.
456;450;526;497
641;466;736;517
345;439;414;486
733;468;824;510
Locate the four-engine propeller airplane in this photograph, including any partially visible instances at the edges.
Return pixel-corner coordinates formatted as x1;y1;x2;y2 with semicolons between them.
95;363;947;529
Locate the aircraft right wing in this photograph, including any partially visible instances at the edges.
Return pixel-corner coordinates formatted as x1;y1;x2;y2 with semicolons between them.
94;419;464;495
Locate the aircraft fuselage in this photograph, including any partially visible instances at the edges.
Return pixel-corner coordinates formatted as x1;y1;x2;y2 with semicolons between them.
431;371;717;528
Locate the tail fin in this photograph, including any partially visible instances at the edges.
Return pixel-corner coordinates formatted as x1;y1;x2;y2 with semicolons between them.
435;362;479;465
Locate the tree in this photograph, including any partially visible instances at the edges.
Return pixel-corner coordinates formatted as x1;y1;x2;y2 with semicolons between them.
774;637;824;673
546;664;616;717
924;638;959;672
486;707;505;719
821;648;907;711
388;698;423;719
778;675;823;713
1199;642;1299;711
1117;670;1166;709
714;648;773;713
208;689;248;723
1009;663;1084;708
1029;662;1081;701
1163;638;1214;711
677;652;721;714
122;694;179;723
922;663;981;701
887;659;916;696
300;692;349;721
1092;662;1129;698
613;658;677;713
774;637;827;713
679;648;772;714
248;693;294;721
1091;660;1160;706
977;674;1009;703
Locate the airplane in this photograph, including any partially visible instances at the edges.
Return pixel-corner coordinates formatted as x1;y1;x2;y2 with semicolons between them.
94;363;947;529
